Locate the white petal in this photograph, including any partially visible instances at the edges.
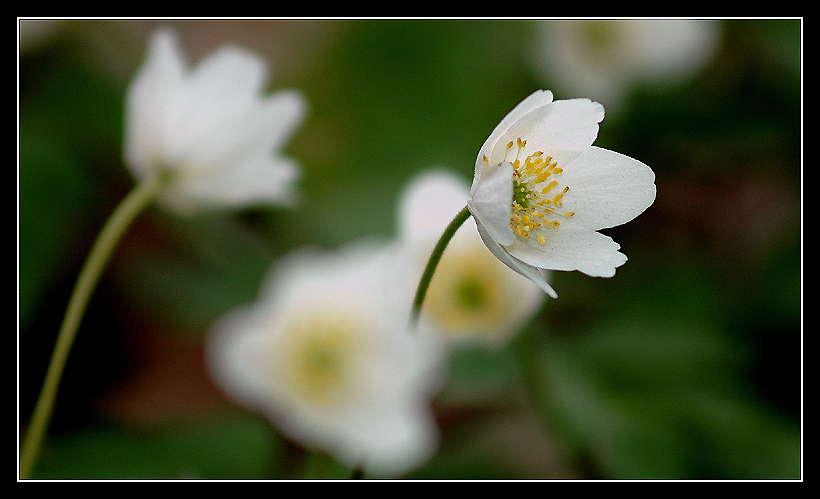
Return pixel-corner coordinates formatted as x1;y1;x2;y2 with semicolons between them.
560;146;657;231
257;90;309;152
123;28;185;178
398;170;471;242
474;90;553;184
179;155;300;211
166;47;271;160
498;97;605;160
507;223;627;278
474;217;558;298
468;161;516;247
182;89;307;172
182;45;268;117
206;305;279;416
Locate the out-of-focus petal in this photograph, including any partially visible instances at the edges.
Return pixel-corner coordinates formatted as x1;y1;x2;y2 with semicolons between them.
124;27;185;178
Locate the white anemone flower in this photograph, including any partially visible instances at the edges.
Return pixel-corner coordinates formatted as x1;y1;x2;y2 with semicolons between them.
124;27;307;214
397;170;544;347
206;242;445;478
467;90;656;298
532;19;721;113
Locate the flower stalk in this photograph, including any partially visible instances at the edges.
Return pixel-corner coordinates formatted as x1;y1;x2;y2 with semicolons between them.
409;205;471;328
20;172;170;479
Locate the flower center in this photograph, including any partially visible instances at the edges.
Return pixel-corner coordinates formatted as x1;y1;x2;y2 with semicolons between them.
277;312;365;407
425;245;509;336
489;138;574;245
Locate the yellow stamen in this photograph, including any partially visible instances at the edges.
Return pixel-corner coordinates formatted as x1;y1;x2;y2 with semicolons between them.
503;137;574;244
541;180;558;194
536;171;551;184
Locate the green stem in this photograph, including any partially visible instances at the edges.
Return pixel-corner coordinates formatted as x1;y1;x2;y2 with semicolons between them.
20;174;169;479
409;205;471;328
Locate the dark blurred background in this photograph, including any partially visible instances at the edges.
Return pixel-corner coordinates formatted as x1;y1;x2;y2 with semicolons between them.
19;19;801;479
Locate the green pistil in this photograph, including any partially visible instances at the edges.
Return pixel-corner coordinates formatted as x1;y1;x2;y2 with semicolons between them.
513;179;532;209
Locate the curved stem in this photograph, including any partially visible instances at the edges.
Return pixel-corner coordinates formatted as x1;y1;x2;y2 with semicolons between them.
409;205;471;329
20;174;168;479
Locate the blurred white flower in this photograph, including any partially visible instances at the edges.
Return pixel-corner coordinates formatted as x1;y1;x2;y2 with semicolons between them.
532;19;721;112
397;170;544;348
468;90;656;298
206;242;445;478
124;27;307;214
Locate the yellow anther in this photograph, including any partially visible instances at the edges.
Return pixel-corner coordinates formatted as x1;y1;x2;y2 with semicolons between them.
541;180;558;194
525;156;543;171
504;139;575;241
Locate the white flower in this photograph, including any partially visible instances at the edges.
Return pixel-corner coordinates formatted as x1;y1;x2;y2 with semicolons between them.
397;170;544;347
532;19;721;112
206;241;445;478
467;90;656;298
124;27;307;214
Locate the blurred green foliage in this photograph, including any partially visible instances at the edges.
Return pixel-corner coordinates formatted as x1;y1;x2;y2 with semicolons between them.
19;19;801;480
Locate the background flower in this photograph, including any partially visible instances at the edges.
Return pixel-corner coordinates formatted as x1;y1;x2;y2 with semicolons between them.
396;169;544;348
532;19;722;114
206;242;445;478
124;27;307;214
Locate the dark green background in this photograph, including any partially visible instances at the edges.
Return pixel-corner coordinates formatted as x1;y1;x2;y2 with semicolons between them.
19;19;801;479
